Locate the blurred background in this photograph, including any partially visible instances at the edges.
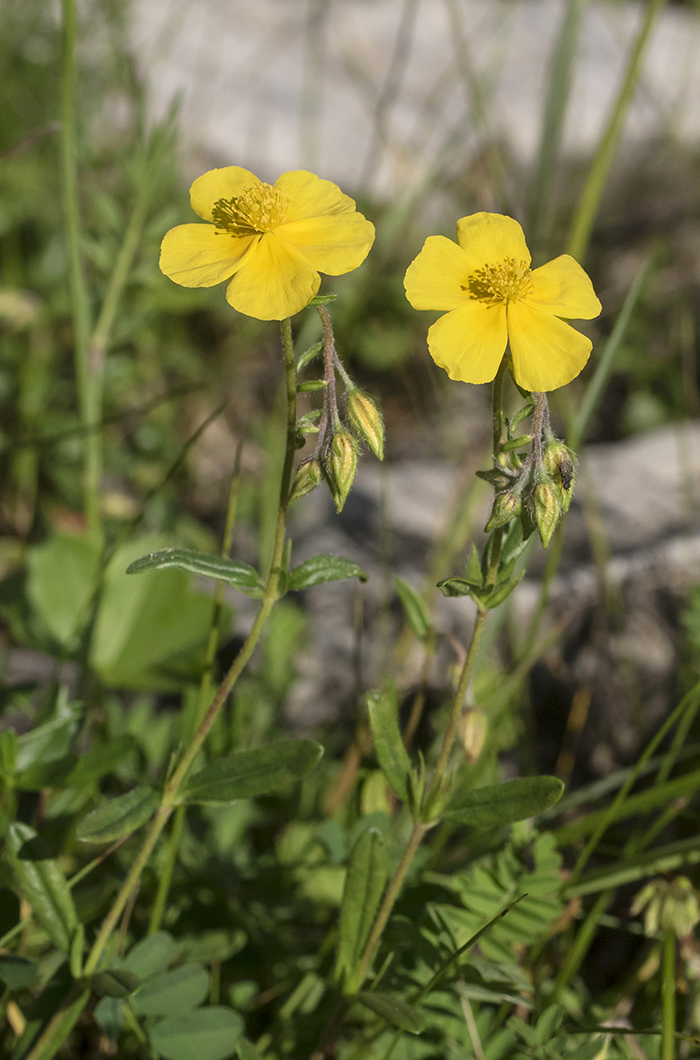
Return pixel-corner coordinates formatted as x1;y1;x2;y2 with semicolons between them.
3;0;700;791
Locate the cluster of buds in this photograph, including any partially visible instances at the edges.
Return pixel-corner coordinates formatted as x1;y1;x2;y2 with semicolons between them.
288;305;384;512
481;392;577;548
631;876;700;939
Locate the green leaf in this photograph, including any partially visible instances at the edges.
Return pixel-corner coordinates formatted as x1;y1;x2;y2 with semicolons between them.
288;554;367;591
76;786;158;843
184;742;324;804
444;776;565;829
7;823;77;952
132;964;209;1017
296;380;327;393
366;689;412;805
237;1041;262;1060
336;828;388;989
63;735;135;788
355;991;427;1034
149;1007;244;1060
480;570;525;610
15;709;80;773
0;955;38;989
437;577;477;599
14;980;90;1060
177;930;246;965
0;729;17;777
92;969;141;999
126;548;260;595
305;293;337;307
26;533;101;645
94;996;123;1041
123;931;176;980
394;577;430;640
296;340;324;371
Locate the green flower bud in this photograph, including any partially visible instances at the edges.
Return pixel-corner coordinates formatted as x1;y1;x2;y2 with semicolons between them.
533;480;561;548
458;707;488;764
347;390;385;460
632;877;700;939
288;458;322;504
324;430;359;513
542;439;576;512
484;489;522;532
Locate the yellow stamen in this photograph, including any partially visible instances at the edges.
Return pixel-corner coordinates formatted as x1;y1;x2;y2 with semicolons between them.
466;257;532;303
212;183;290;235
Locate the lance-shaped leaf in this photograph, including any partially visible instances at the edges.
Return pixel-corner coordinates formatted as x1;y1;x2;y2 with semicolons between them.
443;776;564;829
355;991;427;1034
77;786;159;843
149;1007;244;1060
183;741;324;804
7;823;77;952
394;577;430;641
126;548;261;596
288;554;367;591
336;829;388;989
366;689;411;804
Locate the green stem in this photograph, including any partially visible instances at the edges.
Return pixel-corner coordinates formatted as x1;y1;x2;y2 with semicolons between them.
567;0;667;262
61;0;98;538
83;319;298;979
432;607;488;785
662;931;676;1060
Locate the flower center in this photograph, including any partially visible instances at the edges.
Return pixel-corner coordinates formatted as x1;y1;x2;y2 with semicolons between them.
212;183;290;235
466;257;532;303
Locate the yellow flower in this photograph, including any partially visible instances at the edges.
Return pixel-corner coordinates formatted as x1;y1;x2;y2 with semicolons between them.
404;212;601;392
160;167;375;321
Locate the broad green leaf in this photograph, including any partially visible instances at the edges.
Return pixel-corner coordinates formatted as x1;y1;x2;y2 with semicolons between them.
366;689;411;804
444;776;565;829
94;996;124;1041
132;964;209;1017
126;548;260;596
63;735;135;788
76;786;158;843
91;536;225;691
123;931;176;980
149;1007;244;1060
7;823;77;952
184;741;324;804
288;554;367;591
355;991;427;1033
394;577;430;640
92;969;141;999
26;533;100;645
337;828;388;989
15;709;80;773
0;955;38;989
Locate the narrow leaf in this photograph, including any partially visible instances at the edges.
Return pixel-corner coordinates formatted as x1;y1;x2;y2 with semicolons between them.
394;577;430;640
296;380;327;393
481;570;525;610
184;741;324;804
76;786;158;843
132;964;209;1017
306;293;337;307
437;577;475;599
288;554;367;591
296;340;324;371
149;1007;244;1060
444;776;564;829
7;823;77;952
336;829;388;986
366;689;412;804
126;548;260;595
355;991;427;1034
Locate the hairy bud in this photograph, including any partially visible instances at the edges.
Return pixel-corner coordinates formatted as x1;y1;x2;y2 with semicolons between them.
288;458;322;504
484;489;522;533
347;390;385;460
324;430;359;513
533;480;561;548
542;439;576;512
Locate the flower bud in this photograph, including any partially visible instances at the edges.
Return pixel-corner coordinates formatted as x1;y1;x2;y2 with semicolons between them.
458;707;488;764
324;430;359;512
288;458;322;504
542;439;576;512
533;480;561;548
347;390;385;460
484;489;521;533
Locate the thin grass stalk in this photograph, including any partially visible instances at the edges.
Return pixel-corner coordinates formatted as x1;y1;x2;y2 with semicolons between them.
60;0;98;537
567;0;668;262
662;931;676;1060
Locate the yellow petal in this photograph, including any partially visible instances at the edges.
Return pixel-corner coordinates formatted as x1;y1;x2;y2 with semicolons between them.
275;212;375;275
528;254;601;319
455;213;531;273
159;224;255;287
224;233;320;320
274;170;356;221
404;236;472;311
507;301;592;392
426;301;508;384
189;166;260;221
